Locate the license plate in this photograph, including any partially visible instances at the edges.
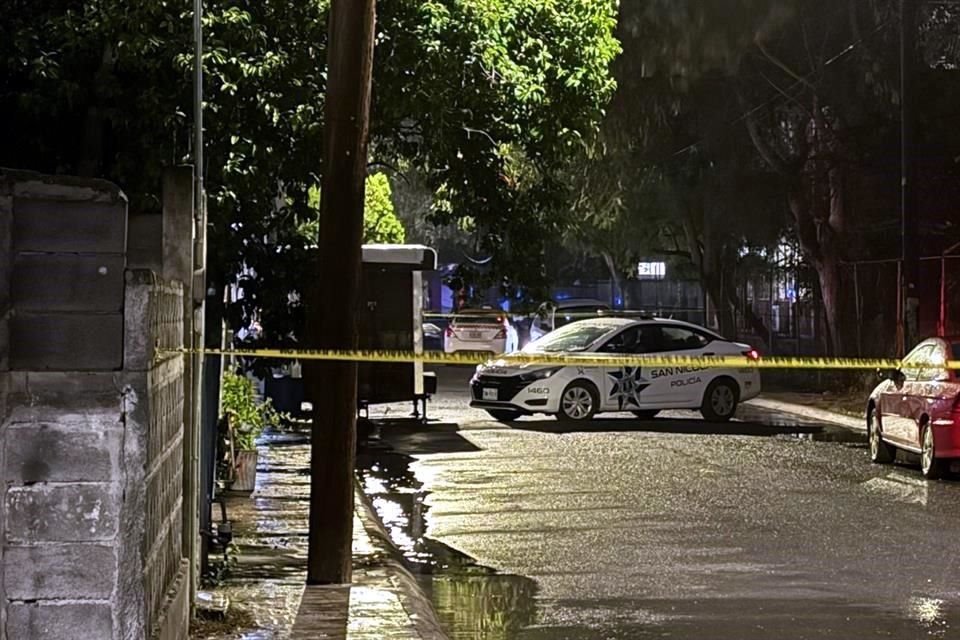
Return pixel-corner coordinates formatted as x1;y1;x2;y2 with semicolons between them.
469;331;482;339
482;388;498;401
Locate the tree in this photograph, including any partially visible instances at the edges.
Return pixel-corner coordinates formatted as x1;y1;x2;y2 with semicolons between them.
1;0;619;343
362;173;405;244
303;172;405;244
568;2;790;337
372;0;620;304
579;0;960;354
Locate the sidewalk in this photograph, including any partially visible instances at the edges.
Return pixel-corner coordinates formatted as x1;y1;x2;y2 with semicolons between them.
290;483;448;640
192;433;447;640
746;393;865;432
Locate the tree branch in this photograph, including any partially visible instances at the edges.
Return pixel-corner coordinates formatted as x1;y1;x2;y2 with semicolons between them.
754;35;816;91
743;110;790;175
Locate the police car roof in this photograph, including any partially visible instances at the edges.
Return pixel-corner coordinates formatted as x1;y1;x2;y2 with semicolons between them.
552;298;610;308
571;316;724;337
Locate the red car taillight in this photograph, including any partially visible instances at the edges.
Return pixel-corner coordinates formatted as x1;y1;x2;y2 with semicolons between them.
445;326;454;337
494;318;508;339
742;348;760;361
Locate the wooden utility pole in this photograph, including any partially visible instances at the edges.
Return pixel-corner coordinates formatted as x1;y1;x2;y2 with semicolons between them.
305;0;377;584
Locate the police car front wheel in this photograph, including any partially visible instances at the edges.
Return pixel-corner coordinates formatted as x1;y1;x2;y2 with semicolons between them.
558;381;599;422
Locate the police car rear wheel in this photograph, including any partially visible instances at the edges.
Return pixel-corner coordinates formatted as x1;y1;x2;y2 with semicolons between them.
559;382;598;422
700;379;738;422
486;409;522;423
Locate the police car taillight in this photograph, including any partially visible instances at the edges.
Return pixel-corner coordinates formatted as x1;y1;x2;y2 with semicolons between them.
743;348;760;361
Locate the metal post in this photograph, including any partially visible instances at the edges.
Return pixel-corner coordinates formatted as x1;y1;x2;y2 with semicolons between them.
901;0;920;350
939;242;960;337
186;0;205;607
940;255;946;336
897;259;904;356
853;262;862;357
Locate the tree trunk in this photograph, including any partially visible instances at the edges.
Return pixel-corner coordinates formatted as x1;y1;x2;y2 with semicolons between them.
601;251;622;307
815;255;843;356
304;0;377;585
788;150;845;356
682;210;737;337
703;272;736;337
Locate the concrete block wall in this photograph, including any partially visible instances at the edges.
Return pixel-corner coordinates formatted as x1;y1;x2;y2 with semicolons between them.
0;170;190;640
121;271;189;639
1;279;188;640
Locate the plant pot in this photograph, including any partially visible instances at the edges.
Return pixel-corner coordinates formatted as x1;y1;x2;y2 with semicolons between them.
231;450;258;493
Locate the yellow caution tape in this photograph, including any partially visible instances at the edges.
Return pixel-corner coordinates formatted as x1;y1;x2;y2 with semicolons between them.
157;347;934;370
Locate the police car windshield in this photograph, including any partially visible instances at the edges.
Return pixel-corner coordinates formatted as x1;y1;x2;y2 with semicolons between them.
523;322;613;353
555;306;606;328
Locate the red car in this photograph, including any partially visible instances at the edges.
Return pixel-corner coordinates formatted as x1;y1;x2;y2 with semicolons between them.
868;337;960;478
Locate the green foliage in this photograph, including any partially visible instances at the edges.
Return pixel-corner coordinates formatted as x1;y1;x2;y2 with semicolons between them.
374;0;621;302
363;173;406;244
0;0;616;338
301;173;406;244
220;371;283;450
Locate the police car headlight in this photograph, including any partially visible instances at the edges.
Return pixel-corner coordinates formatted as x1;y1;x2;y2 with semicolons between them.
519;367;562;383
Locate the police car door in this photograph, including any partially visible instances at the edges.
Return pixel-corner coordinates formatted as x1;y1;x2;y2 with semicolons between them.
647;325;711;404
598;325;671;411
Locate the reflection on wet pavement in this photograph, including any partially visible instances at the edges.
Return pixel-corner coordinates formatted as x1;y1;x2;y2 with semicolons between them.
357;441;541;639
194;437;311;639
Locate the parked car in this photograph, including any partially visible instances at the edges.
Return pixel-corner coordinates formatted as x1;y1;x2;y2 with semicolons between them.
868;336;960;478
471;317;761;423
423;322;444;351
444;309;519;355
528;298;611;343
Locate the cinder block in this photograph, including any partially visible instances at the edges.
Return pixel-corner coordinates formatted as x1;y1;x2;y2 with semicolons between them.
10;312;123;371
4;544;116;599
12;373;120;407
5;424;119;483
6;484;119;542
12;254;125;312
13;198;126;253
7;602;113;640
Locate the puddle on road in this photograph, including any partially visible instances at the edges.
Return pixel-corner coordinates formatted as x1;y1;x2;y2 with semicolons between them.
776;427;867;444
357;442;540;639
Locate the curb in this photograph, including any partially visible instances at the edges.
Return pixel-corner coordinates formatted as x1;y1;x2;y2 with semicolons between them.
352;479;450;640
746;397;865;432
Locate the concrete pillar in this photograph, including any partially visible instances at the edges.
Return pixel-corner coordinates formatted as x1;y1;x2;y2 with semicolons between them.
161;166;199;608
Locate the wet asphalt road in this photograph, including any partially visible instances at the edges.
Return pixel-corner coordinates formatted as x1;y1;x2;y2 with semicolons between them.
359;366;960;639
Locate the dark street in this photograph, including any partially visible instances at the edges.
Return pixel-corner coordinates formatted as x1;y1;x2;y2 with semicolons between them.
357;366;960;639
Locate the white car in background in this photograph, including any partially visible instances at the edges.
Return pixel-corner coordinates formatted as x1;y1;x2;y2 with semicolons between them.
470;317;761;423
444;309;519;355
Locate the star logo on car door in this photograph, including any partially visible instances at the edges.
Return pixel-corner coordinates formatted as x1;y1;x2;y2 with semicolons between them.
607;367;650;409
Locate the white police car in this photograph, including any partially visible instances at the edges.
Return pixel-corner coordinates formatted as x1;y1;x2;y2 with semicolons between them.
470;317;761;423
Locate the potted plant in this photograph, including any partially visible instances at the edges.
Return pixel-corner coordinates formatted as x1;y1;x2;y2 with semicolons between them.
220;370;284;493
